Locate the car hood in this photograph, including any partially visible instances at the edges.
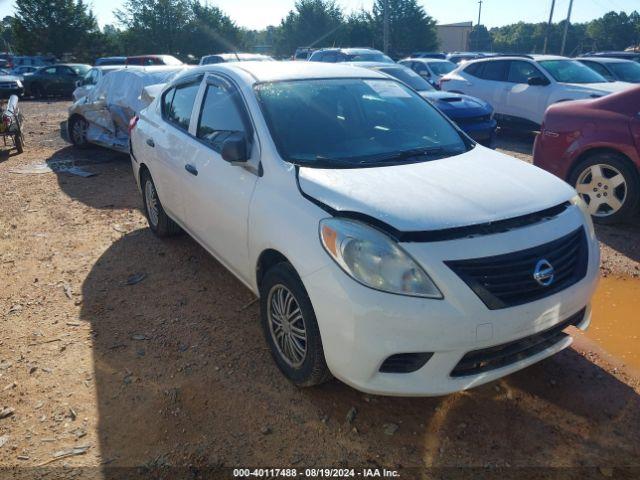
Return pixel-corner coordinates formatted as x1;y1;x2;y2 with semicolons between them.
419;91;491;118
562;81;633;95
298;147;575;232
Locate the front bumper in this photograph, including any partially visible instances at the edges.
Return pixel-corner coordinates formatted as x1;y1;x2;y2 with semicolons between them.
302;205;599;396
460;119;498;148
0;87;23;98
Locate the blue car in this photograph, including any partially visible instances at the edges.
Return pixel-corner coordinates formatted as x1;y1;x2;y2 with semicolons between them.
354;62;497;148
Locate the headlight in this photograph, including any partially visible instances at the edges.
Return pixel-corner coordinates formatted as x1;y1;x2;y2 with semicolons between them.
16;80;22;87
319;218;442;298
570;194;595;238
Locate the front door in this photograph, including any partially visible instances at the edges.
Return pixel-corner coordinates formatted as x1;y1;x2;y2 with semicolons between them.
181;74;260;283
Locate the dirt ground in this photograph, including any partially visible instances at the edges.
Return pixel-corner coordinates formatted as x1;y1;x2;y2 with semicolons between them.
1;101;639;480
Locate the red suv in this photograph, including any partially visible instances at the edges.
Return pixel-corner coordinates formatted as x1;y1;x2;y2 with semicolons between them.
533;86;640;224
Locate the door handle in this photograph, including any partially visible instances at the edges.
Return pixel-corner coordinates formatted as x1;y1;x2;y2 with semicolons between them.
185;164;198;176
146;138;155;147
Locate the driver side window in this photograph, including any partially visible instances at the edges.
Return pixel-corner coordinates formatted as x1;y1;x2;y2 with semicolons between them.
196;82;247;153
507;61;543;84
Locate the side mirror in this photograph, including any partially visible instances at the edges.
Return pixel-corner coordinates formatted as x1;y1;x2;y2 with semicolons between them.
527;76;549;86
221;132;249;163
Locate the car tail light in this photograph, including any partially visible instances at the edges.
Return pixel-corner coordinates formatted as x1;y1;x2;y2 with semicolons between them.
128;115;139;133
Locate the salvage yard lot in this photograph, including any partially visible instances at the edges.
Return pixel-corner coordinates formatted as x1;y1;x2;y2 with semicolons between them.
1;100;639;477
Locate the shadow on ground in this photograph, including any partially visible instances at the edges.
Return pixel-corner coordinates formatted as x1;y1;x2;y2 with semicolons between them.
45;145;139;210
596;221;640;264
79;228;640;479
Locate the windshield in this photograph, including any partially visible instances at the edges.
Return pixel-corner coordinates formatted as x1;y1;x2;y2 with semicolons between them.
608;62;640;83
255;78;467;168
376;67;435;92
345;52;394;63
539;60;607;84
428;61;457;75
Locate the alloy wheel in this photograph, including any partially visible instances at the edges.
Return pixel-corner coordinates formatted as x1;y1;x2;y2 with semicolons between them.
575;163;627;217
144;179;160;227
72;119;87;145
267;284;307;368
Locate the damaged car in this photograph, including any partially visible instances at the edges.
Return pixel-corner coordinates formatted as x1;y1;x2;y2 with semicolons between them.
66;66;187;152
129;62;600;396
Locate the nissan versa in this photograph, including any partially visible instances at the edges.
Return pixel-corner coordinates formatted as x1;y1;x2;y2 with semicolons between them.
129;62;600;396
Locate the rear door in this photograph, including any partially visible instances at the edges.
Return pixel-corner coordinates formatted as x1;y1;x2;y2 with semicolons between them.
463;60;509;110
149;77;203;222
181;74;260;282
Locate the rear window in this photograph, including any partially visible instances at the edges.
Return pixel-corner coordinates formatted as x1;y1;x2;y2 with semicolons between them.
162;82;201;130
608;62;640;83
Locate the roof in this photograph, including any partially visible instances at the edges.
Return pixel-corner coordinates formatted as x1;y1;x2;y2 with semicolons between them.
578;56;635;64
188;61;388;83
404;58;453;63
315;47;378;54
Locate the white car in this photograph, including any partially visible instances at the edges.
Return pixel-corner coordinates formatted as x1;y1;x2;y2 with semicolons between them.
398;58;457;88
440;54;632;129
72;66;127;101
129;62;600;396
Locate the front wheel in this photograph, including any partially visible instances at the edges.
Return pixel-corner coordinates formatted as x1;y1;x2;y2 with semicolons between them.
260;262;331;387
570;153;640;224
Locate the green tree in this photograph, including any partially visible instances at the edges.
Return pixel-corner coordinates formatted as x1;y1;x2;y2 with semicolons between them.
12;0;99;58
274;0;344;56
115;0;192;54
183;2;243;58
371;0;438;56
469;25;492;51
587;11;639;51
342;10;374;48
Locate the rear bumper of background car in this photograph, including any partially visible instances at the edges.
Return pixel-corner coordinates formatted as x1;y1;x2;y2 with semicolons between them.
462;119;498;148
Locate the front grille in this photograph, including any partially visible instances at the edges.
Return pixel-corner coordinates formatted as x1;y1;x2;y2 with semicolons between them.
379;352;433;373
0;82;17;89
450;308;586;377
446;227;588;310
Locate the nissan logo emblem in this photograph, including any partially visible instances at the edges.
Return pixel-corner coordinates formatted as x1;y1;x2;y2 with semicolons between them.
533;259;555;287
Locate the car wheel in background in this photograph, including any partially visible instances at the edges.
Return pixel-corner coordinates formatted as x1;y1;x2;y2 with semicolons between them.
69;116;89;148
259;262;332;387
570;152;640;224
31;83;44;99
140;170;182;237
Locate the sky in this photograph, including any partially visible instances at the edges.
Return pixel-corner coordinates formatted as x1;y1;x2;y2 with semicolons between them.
0;0;639;30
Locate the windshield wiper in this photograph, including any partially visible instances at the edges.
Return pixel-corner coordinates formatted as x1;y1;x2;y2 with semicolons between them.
358;147;446;164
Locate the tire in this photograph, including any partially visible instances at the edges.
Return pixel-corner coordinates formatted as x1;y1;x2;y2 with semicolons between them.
259;262;331;387
569;152;640;225
69;116;89;148
31;83;44;99
140;170;182;237
15;132;23;154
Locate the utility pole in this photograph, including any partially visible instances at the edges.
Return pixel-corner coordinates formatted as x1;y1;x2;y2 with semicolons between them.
476;0;483;50
383;0;389;54
543;0;556;54
560;0;574;56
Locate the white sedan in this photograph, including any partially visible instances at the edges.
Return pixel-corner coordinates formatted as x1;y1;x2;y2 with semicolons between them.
129;61;600;396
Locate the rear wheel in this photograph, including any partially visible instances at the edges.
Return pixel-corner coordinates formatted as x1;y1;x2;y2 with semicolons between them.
31;83;44;99
570;152;640;224
140;170;181;237
260;262;331;387
69;116;89;148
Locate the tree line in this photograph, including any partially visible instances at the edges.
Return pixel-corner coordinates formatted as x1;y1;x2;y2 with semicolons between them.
0;0;638;63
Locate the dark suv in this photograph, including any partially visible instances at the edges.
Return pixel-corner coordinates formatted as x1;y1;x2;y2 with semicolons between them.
308;48;394;64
